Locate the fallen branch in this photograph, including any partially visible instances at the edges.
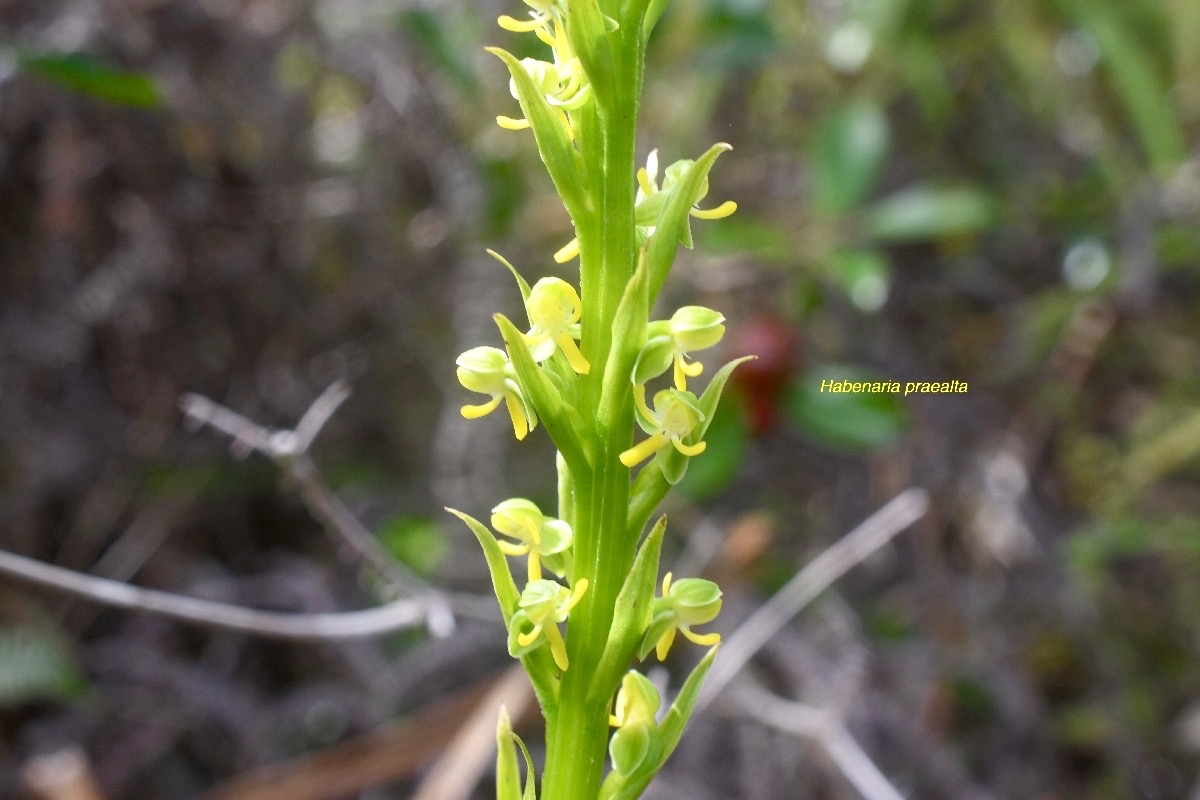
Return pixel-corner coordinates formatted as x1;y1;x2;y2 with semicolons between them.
0;547;425;640
180;382;468;634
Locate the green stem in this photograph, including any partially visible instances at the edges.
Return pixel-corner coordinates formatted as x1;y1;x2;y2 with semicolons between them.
542;35;642;800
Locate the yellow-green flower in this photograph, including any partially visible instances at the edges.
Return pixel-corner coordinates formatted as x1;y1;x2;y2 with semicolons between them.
456;346;536;440
555;149;737;263
490;498;573;582
495;8;590;134
619;386;706;467
608;671;661;776
638;572;722;661
632;306;727;391
508;577;589;671
525;276;590;374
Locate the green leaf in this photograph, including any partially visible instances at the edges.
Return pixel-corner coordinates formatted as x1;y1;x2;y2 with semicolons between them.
589;516;667;703
866;185;999;242
376;515;447;577
486;48;587;217
784;365;907;451
810;99;890;215
20;52;160;108
495;313;591;473
1070;0;1187;172
0;628;85;707
827;248;891;313
655;356;755;485
446;509;520;619
645;143;733;305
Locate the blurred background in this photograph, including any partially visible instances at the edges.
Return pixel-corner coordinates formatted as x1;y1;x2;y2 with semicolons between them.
1;0;1199;798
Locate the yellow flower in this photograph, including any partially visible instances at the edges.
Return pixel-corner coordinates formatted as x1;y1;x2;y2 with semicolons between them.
456;346;536;440
525;277;590;374
632;306;727;391
638;572;722;662
490;498;573;582
495;10;590;134
607;671;662;776
509;577;589;671
619;386;706;467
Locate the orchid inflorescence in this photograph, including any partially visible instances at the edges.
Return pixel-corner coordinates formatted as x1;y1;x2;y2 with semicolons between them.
446;1;752;797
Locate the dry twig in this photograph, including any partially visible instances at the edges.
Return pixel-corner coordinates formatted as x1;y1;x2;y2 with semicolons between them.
179;381;472;634
0;547;426;639
734;683;906;800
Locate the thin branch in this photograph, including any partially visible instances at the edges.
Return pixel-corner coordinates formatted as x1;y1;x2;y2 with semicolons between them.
734;683;906;800
0;547;425;640
699;488;930;710
179;384;472;635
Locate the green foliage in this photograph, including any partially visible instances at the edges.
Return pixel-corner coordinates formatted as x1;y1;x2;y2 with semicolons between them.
810;99;890;216
785;366;907;452
19;52;160;108
0;627;86;707
377;515;447;577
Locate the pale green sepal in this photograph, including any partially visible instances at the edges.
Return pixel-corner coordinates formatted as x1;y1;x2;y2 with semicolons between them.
654;355;755;484
588;516;667;703
631;335;673;386
645;143;732;305
610;721;654;777
446;508;520;620
496;706;522;800
636;610;675;661
486;47;586;216
488;249;532;316
495;313;592;473
598;256;649;429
